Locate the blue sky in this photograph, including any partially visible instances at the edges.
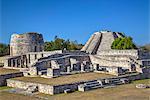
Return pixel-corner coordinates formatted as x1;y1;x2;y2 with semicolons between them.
0;0;149;45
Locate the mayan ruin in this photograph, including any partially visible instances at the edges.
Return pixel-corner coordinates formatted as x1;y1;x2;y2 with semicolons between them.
10;32;44;56
0;30;149;97
1;0;149;99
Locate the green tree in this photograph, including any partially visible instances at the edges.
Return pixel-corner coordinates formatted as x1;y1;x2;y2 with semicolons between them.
44;36;83;51
0;43;9;57
53;36;65;50
111;37;137;50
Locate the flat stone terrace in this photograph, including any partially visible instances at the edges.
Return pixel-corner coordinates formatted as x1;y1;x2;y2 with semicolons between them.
0;68;20;75
11;72;114;85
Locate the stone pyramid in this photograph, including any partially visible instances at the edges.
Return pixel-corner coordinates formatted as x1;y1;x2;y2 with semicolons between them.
81;31;124;54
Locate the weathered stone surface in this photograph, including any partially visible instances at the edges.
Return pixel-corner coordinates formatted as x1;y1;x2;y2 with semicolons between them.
81;31;124;54
0;72;23;86
10;32;44;56
47;68;60;78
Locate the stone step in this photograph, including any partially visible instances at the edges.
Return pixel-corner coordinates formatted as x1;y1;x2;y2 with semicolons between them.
90;85;103;89
85;82;99;86
86;32;102;54
97;32;116;53
81;34;96;51
86;83;101;87
84;81;99;85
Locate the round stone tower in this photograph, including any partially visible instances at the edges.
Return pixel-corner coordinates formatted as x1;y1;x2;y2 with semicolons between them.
10;32;44;56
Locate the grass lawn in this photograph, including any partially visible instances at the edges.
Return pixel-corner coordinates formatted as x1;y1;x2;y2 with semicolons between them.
0;91;37;100
0;86;12;90
0;79;149;100
12;72;114;85
0;68;20;75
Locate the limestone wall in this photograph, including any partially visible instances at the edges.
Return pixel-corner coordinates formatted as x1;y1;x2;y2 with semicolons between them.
53;83;79;94
7;79;38;89
97;50;138;58
138;50;150;59
90;55;131;68
7;73;150;95
0;72;23;86
27;50;62;66
7;79;83;95
38;84;54;94
7;79;54;95
10;32;44;56
118;73;150;81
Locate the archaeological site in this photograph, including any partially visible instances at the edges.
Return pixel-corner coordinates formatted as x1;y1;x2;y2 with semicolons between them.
0;31;150;95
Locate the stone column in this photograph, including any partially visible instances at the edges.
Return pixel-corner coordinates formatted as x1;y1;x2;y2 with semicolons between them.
25;58;28;68
4;59;8;67
70;58;77;70
11;59;14;67
19;59;22;68
15;59;18;67
67;66;71;73
47;68;54;78
81;63;85;72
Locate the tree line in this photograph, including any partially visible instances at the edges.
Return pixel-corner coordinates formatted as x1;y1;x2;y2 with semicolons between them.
44;36;83;51
0;35;150;57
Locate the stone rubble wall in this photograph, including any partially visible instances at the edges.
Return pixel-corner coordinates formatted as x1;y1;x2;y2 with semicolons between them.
53;83;81;94
97;50;138;58
94;67;121;76
7;78;84;95
7;79;54;95
0;72;23;86
35;55;90;73
90;55;131;68
38;84;54;94
138;50;150;59
27;50;62;66
118;73;150;81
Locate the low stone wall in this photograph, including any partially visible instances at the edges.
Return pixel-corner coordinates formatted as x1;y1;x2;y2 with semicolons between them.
90;55;131;68
6;73;150;95
0;72;23;86
53;82;82;94
38;84;54;94
118;73;150;81
7;79;84;95
7;79;54;95
7;79;37;89
97;50;138;58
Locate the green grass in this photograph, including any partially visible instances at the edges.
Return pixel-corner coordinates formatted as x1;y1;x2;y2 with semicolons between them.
0;86;12;90
132;79;150;84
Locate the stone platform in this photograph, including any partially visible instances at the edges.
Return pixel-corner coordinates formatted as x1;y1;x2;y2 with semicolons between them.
9;72;114;85
7;72;114;95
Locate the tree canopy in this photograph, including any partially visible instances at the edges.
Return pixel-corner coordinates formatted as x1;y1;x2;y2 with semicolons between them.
44;36;83;51
111;37;137;50
0;43;9;57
